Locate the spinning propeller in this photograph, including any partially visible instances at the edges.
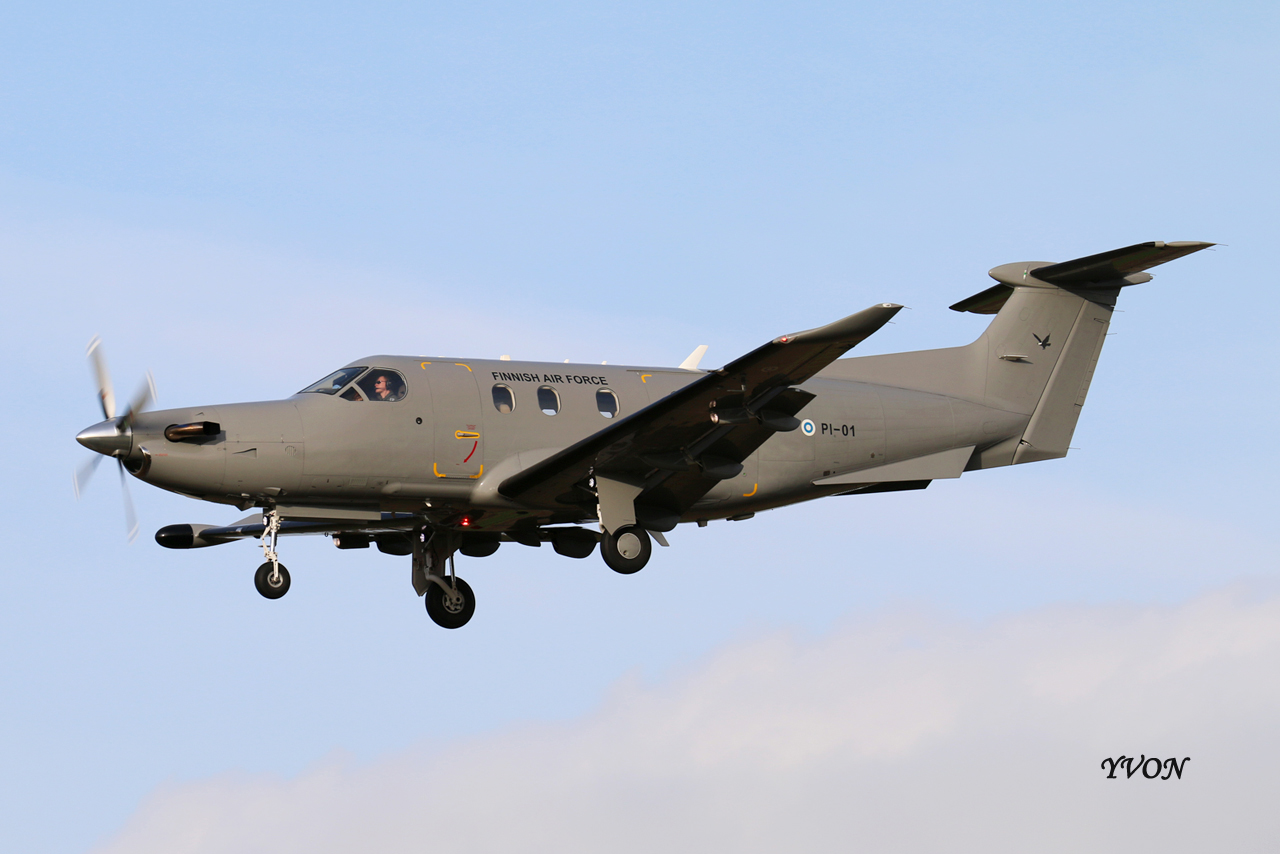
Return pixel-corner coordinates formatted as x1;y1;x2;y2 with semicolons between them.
74;336;156;542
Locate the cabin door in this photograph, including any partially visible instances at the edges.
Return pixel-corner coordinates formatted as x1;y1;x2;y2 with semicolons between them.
422;362;484;478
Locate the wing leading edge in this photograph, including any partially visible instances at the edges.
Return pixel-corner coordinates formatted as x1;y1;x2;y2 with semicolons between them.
498;303;903;524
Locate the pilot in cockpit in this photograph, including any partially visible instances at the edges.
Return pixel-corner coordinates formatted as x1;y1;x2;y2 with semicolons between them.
371;373;403;401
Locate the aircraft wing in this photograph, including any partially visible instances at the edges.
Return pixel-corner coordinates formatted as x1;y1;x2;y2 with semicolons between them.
498;303;902;524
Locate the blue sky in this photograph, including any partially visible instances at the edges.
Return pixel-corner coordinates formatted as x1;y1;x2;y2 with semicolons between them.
2;2;1278;851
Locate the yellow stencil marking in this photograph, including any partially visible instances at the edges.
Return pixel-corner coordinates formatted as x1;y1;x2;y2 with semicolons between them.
640;374;652;383
455;363;472;371
455;430;480;440
742;483;758;497
420;361;432;369
433;463;485;479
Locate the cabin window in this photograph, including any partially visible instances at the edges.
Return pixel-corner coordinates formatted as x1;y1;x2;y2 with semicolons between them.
537;385;560;415
298;367;367;395
492;384;515;413
356;369;407;402
596;388;619;418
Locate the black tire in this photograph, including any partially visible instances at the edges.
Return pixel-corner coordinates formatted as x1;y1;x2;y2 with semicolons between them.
601;525;651;574
254;562;291;599
425;576;476;629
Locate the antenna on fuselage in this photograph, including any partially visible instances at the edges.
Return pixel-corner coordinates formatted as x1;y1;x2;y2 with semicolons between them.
679;345;709;371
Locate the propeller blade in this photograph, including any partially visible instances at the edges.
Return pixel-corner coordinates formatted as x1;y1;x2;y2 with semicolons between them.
73;454;104;499
120;372;157;425
117;459;139;543
87;336;116;420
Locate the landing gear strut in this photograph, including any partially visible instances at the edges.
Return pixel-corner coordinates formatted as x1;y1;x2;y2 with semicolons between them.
412;528;476;629
254;509;291;599
601;525;651;574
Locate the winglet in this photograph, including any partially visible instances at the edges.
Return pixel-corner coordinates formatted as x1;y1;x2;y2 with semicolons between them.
678;345;709;371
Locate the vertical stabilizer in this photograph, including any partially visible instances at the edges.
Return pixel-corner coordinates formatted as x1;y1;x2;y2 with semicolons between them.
822;241;1213;469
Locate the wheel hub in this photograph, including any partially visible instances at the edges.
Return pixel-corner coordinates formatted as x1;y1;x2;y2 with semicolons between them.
617;532;642;559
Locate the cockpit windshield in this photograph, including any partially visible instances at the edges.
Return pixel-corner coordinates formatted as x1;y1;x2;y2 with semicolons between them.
298;367;367;395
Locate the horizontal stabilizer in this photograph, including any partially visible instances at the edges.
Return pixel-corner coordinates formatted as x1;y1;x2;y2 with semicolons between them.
952;240;1214;313
1030;241;1214;286
949;284;1014;315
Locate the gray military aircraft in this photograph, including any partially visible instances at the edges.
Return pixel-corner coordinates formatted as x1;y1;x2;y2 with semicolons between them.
75;241;1211;628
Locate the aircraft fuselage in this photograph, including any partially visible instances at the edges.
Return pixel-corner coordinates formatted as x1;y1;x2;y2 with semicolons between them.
121;355;1024;530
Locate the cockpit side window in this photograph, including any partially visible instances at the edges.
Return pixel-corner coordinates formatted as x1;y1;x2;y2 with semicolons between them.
356;368;407;402
340;387;365;402
298;367;367;395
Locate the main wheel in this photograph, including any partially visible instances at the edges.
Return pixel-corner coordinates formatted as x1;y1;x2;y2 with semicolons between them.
425;576;476;629
254;562;291;599
601;525;651;574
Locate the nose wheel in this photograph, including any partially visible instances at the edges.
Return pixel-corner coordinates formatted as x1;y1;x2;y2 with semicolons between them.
425;576;475;629
254;562;291;599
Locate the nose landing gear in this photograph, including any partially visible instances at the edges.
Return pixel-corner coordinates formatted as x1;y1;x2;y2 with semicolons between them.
254;509;291;599
254;561;291;598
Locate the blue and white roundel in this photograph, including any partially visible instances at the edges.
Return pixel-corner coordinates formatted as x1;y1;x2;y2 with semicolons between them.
801;419;816;436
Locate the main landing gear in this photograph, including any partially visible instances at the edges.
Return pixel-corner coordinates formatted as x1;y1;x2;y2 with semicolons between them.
412;529;475;629
601;524;651;574
254;510;291;599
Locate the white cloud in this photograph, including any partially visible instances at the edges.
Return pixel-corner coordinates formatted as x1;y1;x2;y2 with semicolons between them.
92;585;1280;853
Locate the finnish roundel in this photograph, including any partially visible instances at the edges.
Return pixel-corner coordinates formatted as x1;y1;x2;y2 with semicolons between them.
801;419;816;436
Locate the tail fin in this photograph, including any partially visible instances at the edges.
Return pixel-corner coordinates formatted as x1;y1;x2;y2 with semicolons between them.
824;241;1213;466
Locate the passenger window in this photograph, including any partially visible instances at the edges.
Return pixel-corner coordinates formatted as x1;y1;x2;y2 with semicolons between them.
596;388;619;418
492;384;515;413
356;369;407;402
537;385;560;416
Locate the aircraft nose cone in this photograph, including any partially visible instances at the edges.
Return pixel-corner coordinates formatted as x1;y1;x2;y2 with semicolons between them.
76;419;131;457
